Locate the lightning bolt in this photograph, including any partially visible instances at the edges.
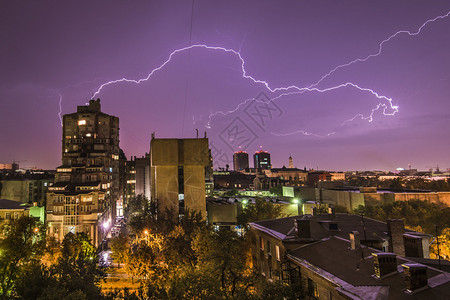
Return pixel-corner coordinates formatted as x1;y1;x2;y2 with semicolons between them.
270;130;336;138
206;83;398;129
91;44;398;129
83;9;449;135
53;77;110;126
57;91;63;126
312;10;450;87
341;103;394;126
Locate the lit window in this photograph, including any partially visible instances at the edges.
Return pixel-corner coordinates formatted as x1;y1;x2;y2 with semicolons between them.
276;245;280;261
78;120;86;125
86;133;91;137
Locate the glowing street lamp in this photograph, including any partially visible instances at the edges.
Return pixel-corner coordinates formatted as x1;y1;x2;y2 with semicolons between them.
102;220;110;230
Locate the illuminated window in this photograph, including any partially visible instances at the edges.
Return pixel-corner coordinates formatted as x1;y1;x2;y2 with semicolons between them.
86;133;91;137
78;120;86;125
308;278;319;299
82;195;93;202
276;245;280;261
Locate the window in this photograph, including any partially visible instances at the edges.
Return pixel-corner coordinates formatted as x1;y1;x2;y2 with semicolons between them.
78;120;86;125
308;278;319;299
260;237;264;250
267;240;272;255
276;245;280;261
261;260;266;276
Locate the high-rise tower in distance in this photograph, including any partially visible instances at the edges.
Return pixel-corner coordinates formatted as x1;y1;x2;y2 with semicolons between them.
233;150;249;171
254;149;271;170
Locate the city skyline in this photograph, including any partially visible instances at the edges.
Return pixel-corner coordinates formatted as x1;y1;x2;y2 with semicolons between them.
1;1;450;171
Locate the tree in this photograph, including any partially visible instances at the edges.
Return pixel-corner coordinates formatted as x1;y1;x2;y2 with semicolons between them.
124;232;164;280
0;216;46;299
430;227;450;260
51;232;105;299
110;233;129;268
193;229;255;298
127;195;158;235
162;209;207;269
237;198;284;230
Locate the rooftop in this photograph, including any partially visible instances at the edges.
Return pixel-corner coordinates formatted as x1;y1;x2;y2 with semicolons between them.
0;199;28;210
251;213;417;244
287;236;450;299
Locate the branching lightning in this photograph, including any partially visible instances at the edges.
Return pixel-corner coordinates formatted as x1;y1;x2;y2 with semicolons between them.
311;10;450;87
271;130;336;138
92;44;397;125
206;83;398;129
83;9;449;137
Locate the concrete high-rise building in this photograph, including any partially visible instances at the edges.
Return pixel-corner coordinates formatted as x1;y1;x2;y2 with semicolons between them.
254;150;271;170
125;154;151;201
150;136;211;217
46;99;120;246
233;151;249;171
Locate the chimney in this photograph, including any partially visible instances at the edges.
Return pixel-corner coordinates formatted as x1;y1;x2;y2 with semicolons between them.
372;253;398;278
402;263;428;293
294;219;311;238
387;219;405;257
403;234;431;258
349;231;360;250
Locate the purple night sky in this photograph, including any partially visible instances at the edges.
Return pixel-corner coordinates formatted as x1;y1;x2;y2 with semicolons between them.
1;1;450;171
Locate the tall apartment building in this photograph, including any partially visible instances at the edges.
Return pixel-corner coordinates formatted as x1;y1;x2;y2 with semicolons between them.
233;151;249;172
125;154;151;202
46;99;120;246
254;149;271;170
150;136;212;217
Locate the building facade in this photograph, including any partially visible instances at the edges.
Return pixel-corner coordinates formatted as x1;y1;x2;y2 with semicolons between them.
233;151;249;172
150;137;211;217
250;214;445;299
46;99;120;246
254;150;271;170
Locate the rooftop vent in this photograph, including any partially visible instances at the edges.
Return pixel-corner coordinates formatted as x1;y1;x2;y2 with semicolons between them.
373;253;397;278
402;263;428;293
294;219;311;238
